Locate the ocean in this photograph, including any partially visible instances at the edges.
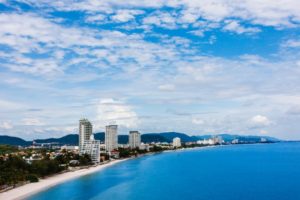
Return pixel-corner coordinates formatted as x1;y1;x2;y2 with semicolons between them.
27;142;300;200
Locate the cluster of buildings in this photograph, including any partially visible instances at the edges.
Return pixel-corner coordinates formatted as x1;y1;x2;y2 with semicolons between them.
196;136;224;145
79;118;143;164
79;118;185;164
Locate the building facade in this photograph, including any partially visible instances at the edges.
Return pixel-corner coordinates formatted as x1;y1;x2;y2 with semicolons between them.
78;119;101;164
105;125;118;152
79;119;93;152
129;131;141;149
80;137;101;163
173;137;181;147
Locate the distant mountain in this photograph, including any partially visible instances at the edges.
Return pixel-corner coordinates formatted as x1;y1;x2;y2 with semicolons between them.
118;135;129;144
0;132;281;146
94;132;105;141
194;134;281;143
34;134;79;145
34;132;105;146
0;135;31;146
156;132;198;142
142;134;170;143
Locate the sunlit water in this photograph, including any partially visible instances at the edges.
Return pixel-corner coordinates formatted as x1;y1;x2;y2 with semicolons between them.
27;142;300;200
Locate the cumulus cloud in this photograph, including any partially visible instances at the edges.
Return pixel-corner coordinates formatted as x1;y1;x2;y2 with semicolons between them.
111;9;144;22
97;99;139;129
282;39;300;48
250;115;272;127
19;0;300;30
1;0;300;140
223;20;260;34
85;14;107;24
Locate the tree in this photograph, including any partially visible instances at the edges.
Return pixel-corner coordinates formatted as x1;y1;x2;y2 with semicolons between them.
79;154;92;166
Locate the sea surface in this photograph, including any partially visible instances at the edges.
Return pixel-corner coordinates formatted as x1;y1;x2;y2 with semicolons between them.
27;142;300;200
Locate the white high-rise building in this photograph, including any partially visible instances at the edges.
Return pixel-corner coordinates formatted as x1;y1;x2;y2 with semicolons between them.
173;137;181;147
79;119;92;152
81;134;101;163
129;131;141;149
78;119;101;164
105;125;118;152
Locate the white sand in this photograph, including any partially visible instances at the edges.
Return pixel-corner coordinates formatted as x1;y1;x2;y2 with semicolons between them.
0;159;129;200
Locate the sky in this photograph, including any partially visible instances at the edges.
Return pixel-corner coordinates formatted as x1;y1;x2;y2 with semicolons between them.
1;0;300;140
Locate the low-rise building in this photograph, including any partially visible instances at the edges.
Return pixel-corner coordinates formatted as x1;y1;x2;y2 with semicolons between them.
61;145;79;151
197;139;215;145
231;139;239;144
139;143;150;151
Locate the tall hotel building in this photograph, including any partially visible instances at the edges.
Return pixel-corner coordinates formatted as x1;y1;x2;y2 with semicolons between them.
105;125;118;152
79;118;93;151
129;131;141;149
78;119;100;163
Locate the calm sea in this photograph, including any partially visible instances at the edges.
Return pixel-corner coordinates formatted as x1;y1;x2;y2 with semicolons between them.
27;142;300;200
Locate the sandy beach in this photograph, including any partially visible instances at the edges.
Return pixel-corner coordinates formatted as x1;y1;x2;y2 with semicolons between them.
0;159;129;200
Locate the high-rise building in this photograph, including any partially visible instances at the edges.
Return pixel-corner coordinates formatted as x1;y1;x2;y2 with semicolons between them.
105;125;118;152
212;136;223;145
173;137;181;147
80;134;101;163
78;119;101;164
129;131;141;149
79;118;93;152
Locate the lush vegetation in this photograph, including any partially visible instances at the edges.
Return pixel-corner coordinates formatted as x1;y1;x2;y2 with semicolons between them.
0;151;91;190
0;145;18;154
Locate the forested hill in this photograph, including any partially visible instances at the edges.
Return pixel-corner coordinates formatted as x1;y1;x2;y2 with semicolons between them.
0;132;280;146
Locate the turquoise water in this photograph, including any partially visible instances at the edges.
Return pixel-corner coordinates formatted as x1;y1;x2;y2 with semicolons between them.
27;143;300;200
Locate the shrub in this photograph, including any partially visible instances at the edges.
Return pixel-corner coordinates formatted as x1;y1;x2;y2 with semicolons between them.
26;174;39;183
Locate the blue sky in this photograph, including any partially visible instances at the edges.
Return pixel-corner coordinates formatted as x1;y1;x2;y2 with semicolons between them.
1;0;300;140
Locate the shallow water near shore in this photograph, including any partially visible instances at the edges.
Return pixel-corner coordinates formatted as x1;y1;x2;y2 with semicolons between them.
27;142;300;200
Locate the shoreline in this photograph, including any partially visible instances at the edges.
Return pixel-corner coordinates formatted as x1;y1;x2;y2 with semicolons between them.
0;143;276;200
0;158;130;200
0;147;202;200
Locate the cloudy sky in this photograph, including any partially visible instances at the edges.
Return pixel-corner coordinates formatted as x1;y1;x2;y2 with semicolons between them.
1;0;300;140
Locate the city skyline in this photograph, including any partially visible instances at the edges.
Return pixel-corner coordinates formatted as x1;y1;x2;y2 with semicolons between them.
1;1;300;140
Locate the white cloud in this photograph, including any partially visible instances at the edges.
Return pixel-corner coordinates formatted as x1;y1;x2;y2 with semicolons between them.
111;9;144;22
143;11;178;29
189;30;205;37
85;14;107;24
15;0;300;30
282;39;300;48
0;121;13;129
192;118;204;125
97;98;139;129
223;20;260;34
250;115;272;127
1;1;300;140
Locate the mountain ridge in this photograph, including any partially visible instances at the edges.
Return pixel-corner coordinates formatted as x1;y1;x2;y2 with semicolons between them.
0;132;281;146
